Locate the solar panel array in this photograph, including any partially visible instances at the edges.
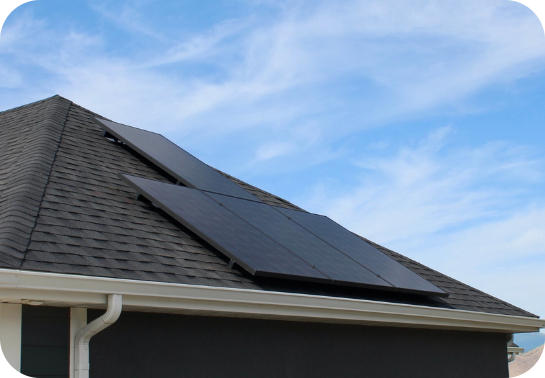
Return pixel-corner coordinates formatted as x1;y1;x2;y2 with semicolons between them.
104;119;446;296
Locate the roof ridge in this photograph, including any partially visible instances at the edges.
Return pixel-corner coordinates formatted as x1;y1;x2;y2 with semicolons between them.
0;96;72;267
0;94;65;115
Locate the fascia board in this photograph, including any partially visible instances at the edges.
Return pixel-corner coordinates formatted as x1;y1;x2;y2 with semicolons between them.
0;268;543;333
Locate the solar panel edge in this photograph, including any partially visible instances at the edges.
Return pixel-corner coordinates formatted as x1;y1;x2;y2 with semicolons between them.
253;270;332;284
94;117;163;136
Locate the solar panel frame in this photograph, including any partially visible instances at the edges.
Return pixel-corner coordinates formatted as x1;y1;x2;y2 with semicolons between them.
272;206;447;297
96;118;260;202
120;174;331;283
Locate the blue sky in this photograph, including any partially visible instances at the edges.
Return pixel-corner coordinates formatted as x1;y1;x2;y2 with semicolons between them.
1;0;544;319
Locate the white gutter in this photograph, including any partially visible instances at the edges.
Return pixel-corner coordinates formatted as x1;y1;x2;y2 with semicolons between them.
74;294;122;378
0;268;543;333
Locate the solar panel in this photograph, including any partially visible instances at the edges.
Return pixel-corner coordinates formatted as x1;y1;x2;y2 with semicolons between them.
96;118;259;202
206;192;394;290
120;174;329;282
273;207;447;296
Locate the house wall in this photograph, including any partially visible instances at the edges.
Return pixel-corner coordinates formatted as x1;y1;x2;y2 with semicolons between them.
0;303;22;372
88;310;509;378
20;305;70;378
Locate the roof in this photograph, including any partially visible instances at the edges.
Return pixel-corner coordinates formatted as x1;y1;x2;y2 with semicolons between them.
0;95;537;318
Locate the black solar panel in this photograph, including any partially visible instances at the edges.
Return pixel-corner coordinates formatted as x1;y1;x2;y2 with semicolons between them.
206;193;394;290
120;175;328;282
273;207;447;296
96;118;259;201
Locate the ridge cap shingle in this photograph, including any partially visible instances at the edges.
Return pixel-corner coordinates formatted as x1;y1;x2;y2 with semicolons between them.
0;96;72;267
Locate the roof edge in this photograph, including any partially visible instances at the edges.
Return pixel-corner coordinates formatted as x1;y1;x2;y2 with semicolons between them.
0;268;542;333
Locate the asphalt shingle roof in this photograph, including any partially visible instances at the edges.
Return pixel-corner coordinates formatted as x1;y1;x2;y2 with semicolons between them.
0;95;537;318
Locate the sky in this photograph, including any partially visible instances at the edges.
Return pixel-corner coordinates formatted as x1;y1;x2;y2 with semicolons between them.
0;0;544;321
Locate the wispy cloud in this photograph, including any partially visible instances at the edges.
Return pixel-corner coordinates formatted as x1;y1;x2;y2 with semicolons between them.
89;0;167;41
0;8;45;51
301;128;543;243
1;0;543;165
145;20;249;68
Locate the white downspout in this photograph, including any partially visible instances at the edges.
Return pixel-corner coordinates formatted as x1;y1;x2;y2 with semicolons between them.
507;334;524;363
507;334;515;362
74;294;122;378
508;352;516;363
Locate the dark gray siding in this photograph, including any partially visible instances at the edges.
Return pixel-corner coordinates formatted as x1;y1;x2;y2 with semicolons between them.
89;310;508;378
21;305;70;378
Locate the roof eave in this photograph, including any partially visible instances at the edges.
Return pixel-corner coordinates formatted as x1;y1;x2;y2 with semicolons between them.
0;268;542;333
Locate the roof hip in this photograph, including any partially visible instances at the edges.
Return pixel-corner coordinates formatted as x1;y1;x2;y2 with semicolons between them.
0;96;72;268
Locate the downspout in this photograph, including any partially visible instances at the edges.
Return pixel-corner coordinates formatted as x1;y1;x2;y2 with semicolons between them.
507;334;520;363
74;294;122;378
